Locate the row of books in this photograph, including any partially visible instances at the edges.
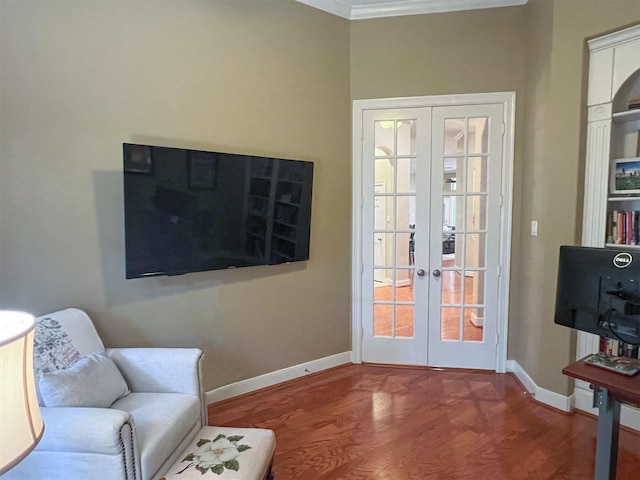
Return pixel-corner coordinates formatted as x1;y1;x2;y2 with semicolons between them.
606;210;640;245
600;336;640;359
629;97;640;110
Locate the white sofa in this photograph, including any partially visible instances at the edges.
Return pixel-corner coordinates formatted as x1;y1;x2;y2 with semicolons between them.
4;308;207;480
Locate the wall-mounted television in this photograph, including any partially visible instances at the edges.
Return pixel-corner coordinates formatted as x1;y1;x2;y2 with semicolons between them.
123;143;314;279
554;245;640;345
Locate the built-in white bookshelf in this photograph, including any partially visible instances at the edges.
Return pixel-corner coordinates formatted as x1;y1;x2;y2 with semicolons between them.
580;24;640;427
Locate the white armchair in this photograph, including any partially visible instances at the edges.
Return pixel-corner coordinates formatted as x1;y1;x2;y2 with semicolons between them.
4;308;207;480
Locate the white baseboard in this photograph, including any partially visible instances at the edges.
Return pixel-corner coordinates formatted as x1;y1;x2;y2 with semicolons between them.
506;360;573;412
507;359;640;431
206;351;352;404
470;312;484;327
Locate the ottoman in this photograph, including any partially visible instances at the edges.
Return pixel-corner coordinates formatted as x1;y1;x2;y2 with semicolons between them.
160;426;276;480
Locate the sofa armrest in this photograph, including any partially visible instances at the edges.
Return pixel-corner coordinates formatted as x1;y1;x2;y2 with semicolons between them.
107;348;204;396
37;407;134;454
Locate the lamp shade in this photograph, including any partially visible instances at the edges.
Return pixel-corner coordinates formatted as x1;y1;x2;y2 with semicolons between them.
0;311;44;475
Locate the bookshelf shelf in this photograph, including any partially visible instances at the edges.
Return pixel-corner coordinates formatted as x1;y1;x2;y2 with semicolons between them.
605;243;640;249
612;108;640;123
608;196;640;201
606;106;640;249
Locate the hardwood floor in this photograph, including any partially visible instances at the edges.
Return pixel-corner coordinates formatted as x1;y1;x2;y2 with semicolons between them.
207;364;640;479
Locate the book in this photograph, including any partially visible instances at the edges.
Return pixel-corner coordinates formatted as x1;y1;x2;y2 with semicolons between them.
619;211;626;244
621;342;640;359
584;352;640;376
606;338;619;355
600;337;640;359
610;210;618;244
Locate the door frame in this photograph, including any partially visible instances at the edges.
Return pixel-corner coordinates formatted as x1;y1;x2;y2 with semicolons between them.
351;92;516;373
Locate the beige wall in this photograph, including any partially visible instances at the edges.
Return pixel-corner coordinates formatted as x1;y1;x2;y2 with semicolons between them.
350;1;640;395
350;7;528;99
0;0;351;390
513;0;640;394
3;0;640;399
350;5;530;370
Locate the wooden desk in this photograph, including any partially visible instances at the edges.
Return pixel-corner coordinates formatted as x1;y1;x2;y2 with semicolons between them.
563;357;640;480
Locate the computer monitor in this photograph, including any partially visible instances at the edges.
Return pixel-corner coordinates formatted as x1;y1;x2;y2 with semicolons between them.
554;245;640;345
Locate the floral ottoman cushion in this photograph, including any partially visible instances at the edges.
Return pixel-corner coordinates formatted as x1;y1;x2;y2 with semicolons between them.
160;426;276;479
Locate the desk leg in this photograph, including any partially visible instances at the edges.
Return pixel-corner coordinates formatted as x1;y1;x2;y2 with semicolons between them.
592;386;621;480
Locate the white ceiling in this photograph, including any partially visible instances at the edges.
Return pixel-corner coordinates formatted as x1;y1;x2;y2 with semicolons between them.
296;0;528;20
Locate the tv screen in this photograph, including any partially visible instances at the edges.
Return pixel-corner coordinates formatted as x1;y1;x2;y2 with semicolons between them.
554;245;640;344
123;143;314;279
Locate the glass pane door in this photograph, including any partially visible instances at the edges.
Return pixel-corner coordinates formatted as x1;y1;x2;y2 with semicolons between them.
361;108;431;365
440;116;488;342
360;102;503;370
428;104;503;369
373;119;417;338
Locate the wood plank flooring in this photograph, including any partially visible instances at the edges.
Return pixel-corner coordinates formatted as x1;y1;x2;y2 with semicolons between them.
207;364;640;479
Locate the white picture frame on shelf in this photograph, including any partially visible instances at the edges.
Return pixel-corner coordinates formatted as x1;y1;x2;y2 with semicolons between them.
611;158;640;194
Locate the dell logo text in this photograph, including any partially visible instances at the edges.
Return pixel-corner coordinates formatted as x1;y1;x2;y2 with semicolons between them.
613;252;633;268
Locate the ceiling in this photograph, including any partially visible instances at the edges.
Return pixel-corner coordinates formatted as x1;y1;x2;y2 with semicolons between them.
295;0;528;20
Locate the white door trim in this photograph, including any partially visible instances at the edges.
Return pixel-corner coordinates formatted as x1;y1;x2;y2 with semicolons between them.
351;92;515;373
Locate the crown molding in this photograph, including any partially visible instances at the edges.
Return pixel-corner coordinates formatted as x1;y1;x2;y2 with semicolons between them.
296;0;529;20
588;23;640;52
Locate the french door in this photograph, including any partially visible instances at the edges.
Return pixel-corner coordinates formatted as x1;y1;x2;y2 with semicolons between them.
362;108;431;365
354;95;513;371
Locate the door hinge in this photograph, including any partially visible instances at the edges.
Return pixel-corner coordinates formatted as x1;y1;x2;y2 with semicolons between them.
360;326;364;339
496;333;500;345
499;195;504;207
501;123;506;135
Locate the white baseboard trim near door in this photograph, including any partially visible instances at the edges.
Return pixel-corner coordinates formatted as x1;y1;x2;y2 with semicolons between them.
507;359;640;431
506;360;573;412
470;312;484;327
205;351;352;405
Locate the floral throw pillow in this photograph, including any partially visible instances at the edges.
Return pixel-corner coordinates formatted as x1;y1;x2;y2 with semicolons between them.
33;316;82;379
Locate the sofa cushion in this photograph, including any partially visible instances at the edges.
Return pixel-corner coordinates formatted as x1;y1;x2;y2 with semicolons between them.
39;352;131;408
111;392;201;480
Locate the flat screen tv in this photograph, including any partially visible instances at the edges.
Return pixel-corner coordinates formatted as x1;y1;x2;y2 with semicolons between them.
123;143;314;279
554;245;640;345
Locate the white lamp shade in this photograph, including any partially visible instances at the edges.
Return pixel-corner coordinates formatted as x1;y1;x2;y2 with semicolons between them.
0;311;44;475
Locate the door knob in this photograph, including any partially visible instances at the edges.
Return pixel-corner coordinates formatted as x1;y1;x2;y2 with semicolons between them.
416;269;425;277
432;269;441;277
